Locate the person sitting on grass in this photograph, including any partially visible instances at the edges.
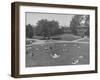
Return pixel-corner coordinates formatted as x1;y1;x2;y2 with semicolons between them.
49;46;60;59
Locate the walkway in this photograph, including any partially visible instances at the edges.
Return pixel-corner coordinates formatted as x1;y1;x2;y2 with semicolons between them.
26;37;89;47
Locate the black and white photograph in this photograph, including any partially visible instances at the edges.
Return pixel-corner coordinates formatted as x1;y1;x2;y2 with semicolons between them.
25;12;90;67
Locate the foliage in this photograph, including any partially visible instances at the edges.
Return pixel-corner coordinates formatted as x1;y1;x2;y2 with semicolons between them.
70;15;82;35
84;15;90;37
70;15;90;37
26;24;34;38
35;19;60;39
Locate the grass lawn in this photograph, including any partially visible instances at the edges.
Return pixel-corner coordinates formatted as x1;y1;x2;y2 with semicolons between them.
26;42;89;67
52;34;81;41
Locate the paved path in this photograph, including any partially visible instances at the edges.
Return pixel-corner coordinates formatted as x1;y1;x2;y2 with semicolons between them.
72;37;87;42
26;37;89;47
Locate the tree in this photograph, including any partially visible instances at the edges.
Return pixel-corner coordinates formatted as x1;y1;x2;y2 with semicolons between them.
35;19;60;39
84;15;90;37
70;15;82;35
26;24;34;38
70;15;90;37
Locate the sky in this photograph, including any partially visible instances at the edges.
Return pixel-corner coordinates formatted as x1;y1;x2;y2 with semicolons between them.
26;12;74;27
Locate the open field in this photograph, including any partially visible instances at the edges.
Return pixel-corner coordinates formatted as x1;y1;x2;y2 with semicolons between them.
26;41;89;67
26;34;89;67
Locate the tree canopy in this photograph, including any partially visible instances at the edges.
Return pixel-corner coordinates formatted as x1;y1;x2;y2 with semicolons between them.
70;15;89;36
26;24;34;38
35;19;60;38
70;15;82;35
